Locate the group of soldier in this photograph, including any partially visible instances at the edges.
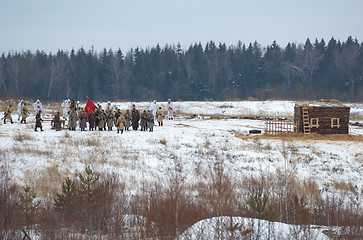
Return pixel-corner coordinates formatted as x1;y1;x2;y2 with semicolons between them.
2;98;174;133
2;99;41;129
53;99;174;133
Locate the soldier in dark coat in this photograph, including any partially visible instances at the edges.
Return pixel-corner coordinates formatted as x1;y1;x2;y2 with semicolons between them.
131;105;140;131
53;111;61;131
140;110;147;131
94;107;101;130
88;110;95;131
79;110;87;131
69;109;78;131
35;110;43;131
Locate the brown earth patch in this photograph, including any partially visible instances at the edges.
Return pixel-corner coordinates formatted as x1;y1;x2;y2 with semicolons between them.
236;132;363;142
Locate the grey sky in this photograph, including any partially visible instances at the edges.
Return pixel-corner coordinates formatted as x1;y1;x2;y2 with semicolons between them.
1;0;362;54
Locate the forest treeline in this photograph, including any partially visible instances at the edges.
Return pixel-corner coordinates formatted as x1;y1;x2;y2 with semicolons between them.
0;36;362;102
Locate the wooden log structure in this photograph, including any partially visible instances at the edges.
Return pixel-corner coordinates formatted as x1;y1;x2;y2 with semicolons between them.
294;101;350;134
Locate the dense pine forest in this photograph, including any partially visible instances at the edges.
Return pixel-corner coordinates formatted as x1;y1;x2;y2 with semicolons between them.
0;36;362;102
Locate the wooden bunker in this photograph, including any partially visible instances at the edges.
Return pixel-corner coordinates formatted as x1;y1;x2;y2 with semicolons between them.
294;100;350;134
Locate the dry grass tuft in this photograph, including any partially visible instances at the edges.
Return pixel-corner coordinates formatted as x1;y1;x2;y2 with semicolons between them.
332;180;357;194
13;131;33;142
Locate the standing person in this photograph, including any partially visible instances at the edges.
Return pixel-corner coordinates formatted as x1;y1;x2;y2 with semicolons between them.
147;110;154;132
149;100;158;120
106;110;115;131
79;110;87;131
131;104;140;130
94;106;101;130
88;110;95;131
61;99;70;120
114;108;121;125
69;109;78;131
98;110;106;131
53;111;61;131
140;110;147;131
3;104;14;124
21;103;30;124
35;110;43;131
33;100;43;115
17;100;24;121
167;98;173;120
116;114;126;134
124;109;131;131
156;107;164;126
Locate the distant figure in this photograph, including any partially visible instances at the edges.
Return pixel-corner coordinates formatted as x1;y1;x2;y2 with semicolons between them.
61;99;71;120
124;109;131;130
3;104;14;124
17;99;24;121
33;99;43;115
131;104;140;130
53;111;61;131
149;100;158;120
147;110;154;132
167;98;173;120
35;110;43;131
156;107;163;126
21;103;30;124
79;110;88;131
88;110;95;131
69;109;78;131
116;114;126;134
140;110;147;131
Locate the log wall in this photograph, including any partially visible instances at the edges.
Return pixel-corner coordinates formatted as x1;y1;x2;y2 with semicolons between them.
294;105;350;134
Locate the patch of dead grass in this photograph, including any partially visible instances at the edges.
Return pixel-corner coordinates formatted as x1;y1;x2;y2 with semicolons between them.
236;132;363;142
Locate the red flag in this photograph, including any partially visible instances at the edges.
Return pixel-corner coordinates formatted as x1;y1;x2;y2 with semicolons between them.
84;98;96;116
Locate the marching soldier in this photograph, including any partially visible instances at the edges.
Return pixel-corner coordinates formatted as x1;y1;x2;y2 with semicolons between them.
21;103;30;124
3;104;14;124
35;110;43;131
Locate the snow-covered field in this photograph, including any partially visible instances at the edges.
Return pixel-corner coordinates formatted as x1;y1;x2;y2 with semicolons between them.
1;100;362;239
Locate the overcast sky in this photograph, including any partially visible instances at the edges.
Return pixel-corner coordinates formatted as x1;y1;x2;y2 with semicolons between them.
1;0;362;54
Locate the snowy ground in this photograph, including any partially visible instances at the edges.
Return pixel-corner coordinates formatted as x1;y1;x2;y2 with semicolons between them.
1;100;362;239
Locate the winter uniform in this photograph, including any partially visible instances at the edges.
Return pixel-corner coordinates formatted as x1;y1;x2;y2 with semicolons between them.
147;110;154;132
69;109;78;131
167;99;173;120
17;100;24;121
140;110;147;131
3;105;13;124
21;105;30;124
53;112;61;131
79;111;87;131
106;110;115;131
88;111;95;131
116;115;126;133
156;107;163;126
124;110;131;130
35;111;43;131
33;100;42;115
98;110;106;131
131;106;140;130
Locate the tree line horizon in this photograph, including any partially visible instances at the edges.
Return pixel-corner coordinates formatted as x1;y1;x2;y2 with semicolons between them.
0;36;362;102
